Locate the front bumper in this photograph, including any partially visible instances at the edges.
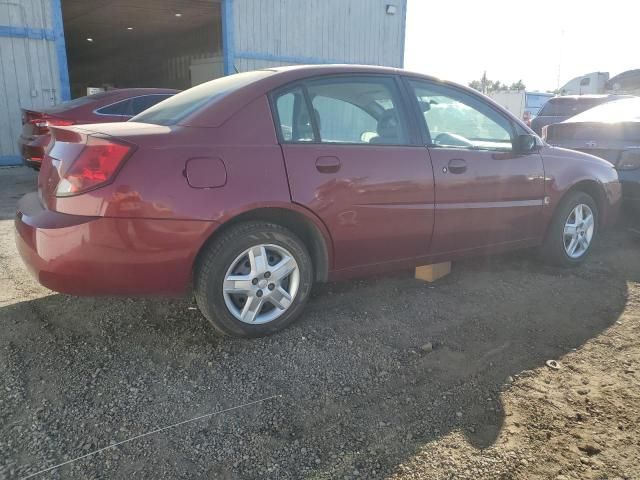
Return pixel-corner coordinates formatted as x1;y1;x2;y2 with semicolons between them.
15;192;218;296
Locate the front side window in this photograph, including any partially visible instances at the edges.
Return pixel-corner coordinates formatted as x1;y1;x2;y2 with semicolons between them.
272;76;409;145
409;80;513;151
307;77;408;145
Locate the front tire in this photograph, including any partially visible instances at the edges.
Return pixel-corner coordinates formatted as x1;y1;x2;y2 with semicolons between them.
541;191;598;267
194;222;314;337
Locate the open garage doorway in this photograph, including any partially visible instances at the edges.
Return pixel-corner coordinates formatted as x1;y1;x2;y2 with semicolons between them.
61;0;222;98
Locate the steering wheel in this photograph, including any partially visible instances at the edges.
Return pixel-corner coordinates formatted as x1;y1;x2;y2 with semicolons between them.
434;132;474;148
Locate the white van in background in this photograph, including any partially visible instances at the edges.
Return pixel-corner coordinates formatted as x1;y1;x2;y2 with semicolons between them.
488;90;554;125
559;72;610;95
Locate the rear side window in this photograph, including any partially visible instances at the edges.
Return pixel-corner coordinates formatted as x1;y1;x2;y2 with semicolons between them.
130;94;174;115
131;71;273;125
274;87;314;142
273;76;409;145
96;99;133;116
538;98;606;117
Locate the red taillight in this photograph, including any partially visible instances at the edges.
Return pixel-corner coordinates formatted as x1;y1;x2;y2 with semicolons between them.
29;116;75;135
56;136;132;196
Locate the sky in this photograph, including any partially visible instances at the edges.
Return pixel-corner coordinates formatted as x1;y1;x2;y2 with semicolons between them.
404;0;639;92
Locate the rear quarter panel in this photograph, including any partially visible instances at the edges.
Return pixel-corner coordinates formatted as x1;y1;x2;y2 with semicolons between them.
51;96;291;222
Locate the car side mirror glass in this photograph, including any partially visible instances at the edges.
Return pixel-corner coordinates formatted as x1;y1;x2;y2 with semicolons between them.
515;134;539;153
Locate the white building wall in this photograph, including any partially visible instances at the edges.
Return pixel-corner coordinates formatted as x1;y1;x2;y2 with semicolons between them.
229;0;406;73
0;0;67;164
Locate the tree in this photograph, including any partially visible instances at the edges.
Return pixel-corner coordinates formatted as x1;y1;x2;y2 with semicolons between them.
468;75;526;93
509;80;526;91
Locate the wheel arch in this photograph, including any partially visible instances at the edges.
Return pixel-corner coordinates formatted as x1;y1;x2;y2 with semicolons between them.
194;206;332;282
561;179;607;224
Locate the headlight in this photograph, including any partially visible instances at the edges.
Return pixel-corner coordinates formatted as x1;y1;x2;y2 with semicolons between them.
618;151;640;171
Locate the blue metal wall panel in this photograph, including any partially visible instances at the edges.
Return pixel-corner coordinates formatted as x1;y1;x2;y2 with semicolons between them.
51;0;70;101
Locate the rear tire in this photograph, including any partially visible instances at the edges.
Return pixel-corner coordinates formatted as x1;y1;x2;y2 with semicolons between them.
541;191;598;267
194;222;314;337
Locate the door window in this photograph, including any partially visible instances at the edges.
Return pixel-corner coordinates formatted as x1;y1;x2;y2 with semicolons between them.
274;87;315;142
409;80;514;151
273;76;409;145
96;99;133;116
130;94;174;115
307;77;408;145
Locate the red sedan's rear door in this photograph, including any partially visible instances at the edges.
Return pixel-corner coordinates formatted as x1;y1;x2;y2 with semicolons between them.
273;75;435;273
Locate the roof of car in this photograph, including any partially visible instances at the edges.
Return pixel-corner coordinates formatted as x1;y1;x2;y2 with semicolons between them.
549;94;631;101
186;64;510;127
563;96;640;123
103;87;181;95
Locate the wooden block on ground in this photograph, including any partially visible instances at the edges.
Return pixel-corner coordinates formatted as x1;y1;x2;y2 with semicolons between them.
415;262;451;282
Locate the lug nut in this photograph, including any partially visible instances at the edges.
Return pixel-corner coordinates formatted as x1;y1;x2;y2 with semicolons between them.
264;271;271;278
268;283;275;291
252;278;258;285
256;290;263;297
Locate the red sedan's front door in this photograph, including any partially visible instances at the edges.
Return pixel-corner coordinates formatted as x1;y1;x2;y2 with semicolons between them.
406;79;546;255
427;147;545;254
273;76;435;273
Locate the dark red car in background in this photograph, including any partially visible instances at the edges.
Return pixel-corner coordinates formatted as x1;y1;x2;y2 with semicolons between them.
15;66;621;337
19;88;178;169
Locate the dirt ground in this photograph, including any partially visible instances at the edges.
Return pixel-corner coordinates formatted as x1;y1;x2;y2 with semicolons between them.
1;166;639;480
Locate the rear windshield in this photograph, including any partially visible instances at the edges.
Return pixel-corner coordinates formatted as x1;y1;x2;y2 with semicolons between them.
131;71;273;126
525;93;553;109
43;91;114;113
567;97;640;123
538;97;608;117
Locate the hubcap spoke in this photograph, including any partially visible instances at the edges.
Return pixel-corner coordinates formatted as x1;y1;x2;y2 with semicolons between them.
223;275;253;294
269;287;293;310
579;235;590;250
248;245;268;275
270;255;297;282
567;237;579;256
240;294;264;323
564;224;577;237
583;214;594;231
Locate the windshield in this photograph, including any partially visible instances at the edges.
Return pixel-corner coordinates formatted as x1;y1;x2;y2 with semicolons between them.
567;97;640;123
131;71;273;125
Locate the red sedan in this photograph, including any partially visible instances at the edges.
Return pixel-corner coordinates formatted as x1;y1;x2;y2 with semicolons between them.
19;88;178;169
15;66;621;337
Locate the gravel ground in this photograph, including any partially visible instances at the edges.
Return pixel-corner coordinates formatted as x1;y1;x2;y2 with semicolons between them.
1;166;639;479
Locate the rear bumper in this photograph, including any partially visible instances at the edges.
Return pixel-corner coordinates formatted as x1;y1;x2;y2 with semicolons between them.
15;192;218;296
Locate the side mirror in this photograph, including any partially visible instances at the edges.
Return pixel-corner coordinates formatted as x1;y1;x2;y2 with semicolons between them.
515;134;540;154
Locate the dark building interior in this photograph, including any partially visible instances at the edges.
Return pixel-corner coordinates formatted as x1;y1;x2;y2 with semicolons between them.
61;0;222;98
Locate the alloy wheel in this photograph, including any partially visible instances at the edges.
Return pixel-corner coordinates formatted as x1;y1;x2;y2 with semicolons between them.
222;244;300;324
563;203;595;259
